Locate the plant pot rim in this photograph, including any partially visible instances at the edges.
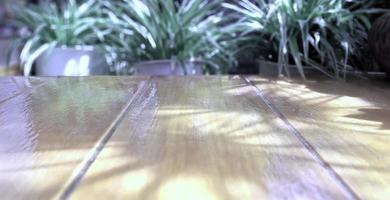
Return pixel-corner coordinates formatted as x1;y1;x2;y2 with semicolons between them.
53;45;95;51
135;59;202;65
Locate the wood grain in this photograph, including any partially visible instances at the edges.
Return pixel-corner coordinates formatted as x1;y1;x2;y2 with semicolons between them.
70;76;352;200
0;77;148;200
248;76;390;200
0;77;44;103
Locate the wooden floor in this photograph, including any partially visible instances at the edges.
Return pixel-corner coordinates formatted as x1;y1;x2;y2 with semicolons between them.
0;76;389;200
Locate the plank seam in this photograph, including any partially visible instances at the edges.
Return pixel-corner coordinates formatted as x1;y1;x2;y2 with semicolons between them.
240;75;360;200
0;78;46;105
57;78;152;200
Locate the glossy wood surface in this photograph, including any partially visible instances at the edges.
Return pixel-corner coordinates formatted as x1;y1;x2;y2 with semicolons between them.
0;77;42;103
248;76;390;200
0;77;148;200
1;76;389;200
70;77;351;200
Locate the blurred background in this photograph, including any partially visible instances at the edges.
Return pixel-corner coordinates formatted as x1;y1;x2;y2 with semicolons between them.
0;0;389;79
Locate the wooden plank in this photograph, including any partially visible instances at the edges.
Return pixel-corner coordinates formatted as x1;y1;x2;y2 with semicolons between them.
248;76;390;200
0;77;149;200
70;76;352;200
0;77;44;103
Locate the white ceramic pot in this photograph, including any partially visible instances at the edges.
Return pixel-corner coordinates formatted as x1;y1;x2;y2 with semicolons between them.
132;59;203;76
35;46;110;76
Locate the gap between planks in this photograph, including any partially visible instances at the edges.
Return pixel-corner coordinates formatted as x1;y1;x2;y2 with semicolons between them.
240;75;360;200
55;76;360;199
0;77;46;106
57;78;153;200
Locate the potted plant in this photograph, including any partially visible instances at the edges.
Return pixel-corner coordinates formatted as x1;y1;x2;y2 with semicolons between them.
103;0;238;75
14;0;112;76
224;0;378;79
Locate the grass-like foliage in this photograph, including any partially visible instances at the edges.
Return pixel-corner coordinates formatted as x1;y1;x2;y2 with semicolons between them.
224;0;384;79
102;0;238;74
13;0;111;75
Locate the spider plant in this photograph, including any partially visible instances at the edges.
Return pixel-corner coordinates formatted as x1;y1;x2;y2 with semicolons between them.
224;0;383;79
102;0;238;74
13;0;112;75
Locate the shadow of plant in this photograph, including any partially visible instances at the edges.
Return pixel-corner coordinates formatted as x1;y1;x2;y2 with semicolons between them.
72;76;348;200
248;75;390;199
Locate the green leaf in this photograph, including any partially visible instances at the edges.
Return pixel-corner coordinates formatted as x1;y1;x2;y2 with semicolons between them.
23;42;57;76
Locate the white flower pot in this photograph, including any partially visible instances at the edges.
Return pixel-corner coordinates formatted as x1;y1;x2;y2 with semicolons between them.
132;59;203;75
35;46;110;76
